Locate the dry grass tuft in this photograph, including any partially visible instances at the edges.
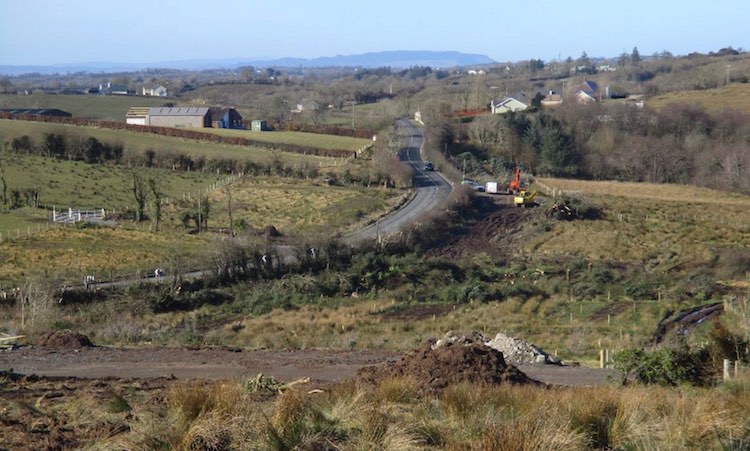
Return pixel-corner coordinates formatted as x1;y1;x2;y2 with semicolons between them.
469;408;584;451
377;375;420;404
271;387;308;435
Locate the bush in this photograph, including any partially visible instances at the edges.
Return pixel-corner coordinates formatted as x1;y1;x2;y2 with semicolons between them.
612;345;713;386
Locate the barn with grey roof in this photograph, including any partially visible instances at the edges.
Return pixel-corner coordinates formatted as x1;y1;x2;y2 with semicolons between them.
125;106;243;129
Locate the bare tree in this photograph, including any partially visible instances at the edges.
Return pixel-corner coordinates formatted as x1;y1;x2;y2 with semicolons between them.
18;276;60;333
148;176;162;231
0;142;8;205
223;184;235;238
131;171;148;222
0;77;11;94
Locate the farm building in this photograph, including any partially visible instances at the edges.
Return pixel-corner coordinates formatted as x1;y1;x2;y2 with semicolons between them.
250;119;269;131
147;107;210;128
100;82;130;95
125;106;243;129
209;107;243;129
125;107;151;125
0;108;72;117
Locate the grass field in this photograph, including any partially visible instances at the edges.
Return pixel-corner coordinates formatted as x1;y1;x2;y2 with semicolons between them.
2;154;226;210
534;177;750;280
0;163;403;284
204;177;400;235
199;128;371;151
646;83;750;113
0;226;209;285
0;119;349;168
0;93;166;121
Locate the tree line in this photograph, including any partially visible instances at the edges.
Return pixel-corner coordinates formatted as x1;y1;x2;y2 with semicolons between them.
425;101;750;194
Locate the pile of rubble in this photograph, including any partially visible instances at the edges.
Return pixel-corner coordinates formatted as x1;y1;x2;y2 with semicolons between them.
434;330;562;365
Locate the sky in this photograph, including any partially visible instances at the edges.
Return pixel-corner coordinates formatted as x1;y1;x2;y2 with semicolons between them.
1;0;749;66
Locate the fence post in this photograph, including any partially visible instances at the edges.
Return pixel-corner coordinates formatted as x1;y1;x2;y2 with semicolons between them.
724;359;733;381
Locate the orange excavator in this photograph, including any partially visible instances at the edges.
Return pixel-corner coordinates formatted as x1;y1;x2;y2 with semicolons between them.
508;168;524;194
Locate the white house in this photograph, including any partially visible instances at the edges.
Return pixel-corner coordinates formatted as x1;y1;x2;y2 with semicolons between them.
491;96;528;114
142;85;168;97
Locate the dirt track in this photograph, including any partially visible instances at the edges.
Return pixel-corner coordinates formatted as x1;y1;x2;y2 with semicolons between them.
0;345;613;387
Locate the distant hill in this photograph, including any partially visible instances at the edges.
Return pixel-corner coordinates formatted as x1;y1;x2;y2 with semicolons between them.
0;51;495;75
249;51;496;69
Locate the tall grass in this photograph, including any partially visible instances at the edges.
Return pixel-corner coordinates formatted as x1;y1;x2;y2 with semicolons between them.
81;374;750;449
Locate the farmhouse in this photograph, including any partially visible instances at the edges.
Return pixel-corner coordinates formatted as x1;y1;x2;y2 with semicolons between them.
0;108;72;117
142;85;168;97
491;95;529;114
570;78;600;103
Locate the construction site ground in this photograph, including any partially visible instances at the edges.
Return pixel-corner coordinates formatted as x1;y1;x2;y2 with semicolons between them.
0;193;617;449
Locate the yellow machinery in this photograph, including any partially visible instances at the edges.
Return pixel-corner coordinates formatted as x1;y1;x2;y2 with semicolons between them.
514;190;537;207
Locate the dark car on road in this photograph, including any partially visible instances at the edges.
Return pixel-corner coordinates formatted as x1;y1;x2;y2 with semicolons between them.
424;162;434;171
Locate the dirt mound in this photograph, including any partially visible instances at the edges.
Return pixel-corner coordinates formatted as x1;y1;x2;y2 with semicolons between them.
433;330;561;365
429;201;533;261
358;335;538;395
36;330;94;349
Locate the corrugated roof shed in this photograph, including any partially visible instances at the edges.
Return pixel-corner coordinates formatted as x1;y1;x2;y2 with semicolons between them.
126;107;152;117
148;107;209;116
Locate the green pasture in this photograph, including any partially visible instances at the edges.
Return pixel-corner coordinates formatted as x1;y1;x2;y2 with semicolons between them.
0;119;349;168
204;177;400;235
0;226;210;286
0;161;403;284
0;93;166;121
647;83;750;113
1;154;225;211
201;128;371;151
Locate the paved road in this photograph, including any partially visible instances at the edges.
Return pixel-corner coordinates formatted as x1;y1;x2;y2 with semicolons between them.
347;119;453;243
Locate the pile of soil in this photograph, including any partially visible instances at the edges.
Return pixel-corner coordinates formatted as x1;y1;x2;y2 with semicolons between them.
36;330;94;349
358;336;539;395
428;200;534;261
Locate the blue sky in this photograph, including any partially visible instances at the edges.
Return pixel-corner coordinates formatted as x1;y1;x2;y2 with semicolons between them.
1;0;748;66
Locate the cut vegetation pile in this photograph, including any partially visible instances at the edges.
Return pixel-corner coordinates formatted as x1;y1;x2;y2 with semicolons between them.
357;331;538;394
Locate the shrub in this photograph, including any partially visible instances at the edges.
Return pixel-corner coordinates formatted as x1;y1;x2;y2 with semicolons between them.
611;345;713;386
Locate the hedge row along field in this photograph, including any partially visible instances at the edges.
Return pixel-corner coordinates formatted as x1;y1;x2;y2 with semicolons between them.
0;114;356;159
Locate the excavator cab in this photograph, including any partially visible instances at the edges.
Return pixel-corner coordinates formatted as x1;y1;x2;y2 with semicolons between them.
514;190;537;207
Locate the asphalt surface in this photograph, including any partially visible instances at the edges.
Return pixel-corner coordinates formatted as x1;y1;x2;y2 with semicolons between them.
347;119;453;242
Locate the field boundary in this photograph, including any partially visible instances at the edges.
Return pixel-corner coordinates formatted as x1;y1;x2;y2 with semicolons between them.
0;114;356;158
